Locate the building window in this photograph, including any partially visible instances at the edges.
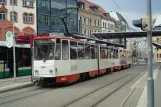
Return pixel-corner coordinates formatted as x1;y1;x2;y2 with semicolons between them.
90;19;92;25
0;11;5;20
23;0;27;6
28;14;33;23
10;0;16;5
23;13;28;22
10;12;17;22
94;20;96;26
78;2;85;9
29;0;33;6
84;29;86;35
84;17;86;24
80;17;82;21
0;0;5;3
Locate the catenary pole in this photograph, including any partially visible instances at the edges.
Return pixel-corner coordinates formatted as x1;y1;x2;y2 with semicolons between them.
147;0;154;107
12;0;16;82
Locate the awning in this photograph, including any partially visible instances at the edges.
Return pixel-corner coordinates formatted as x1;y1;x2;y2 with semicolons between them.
93;31;161;39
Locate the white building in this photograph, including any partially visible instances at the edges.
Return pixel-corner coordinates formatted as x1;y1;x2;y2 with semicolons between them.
78;0;115;37
110;11;127;32
0;0;36;41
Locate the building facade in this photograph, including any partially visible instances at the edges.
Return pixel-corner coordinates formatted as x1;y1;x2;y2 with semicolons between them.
0;0;36;41
101;14;115;33
37;0;78;35
153;15;161;62
78;0;115;37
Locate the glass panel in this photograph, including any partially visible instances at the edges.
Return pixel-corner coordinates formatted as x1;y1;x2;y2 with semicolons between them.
85;44;90;59
62;40;69;60
34;39;56;60
78;42;84;59
100;46;105;59
105;48;108;59
70;41;77;59
90;45;96;59
111;49;114;59
55;39;61;60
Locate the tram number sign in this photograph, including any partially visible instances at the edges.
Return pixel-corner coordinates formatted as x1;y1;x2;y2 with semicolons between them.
71;65;77;71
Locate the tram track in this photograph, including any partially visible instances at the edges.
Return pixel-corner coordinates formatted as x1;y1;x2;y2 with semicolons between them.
0;86;58;105
62;73;137;107
63;67;146;107
92;72;141;107
0;66;147;107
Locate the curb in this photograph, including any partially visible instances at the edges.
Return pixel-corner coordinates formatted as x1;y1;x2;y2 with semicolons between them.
0;82;34;93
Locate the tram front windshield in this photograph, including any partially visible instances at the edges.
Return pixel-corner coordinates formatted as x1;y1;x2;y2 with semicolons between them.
34;39;56;60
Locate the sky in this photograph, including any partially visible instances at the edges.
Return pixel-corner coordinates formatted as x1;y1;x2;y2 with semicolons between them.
88;0;161;31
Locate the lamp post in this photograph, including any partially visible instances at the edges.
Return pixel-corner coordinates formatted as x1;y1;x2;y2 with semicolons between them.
147;0;154;107
12;0;16;82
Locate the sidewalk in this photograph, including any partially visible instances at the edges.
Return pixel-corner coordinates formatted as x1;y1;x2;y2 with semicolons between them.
0;76;33;93
136;66;160;107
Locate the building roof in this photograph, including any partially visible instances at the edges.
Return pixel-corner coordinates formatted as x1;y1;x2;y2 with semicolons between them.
78;0;115;21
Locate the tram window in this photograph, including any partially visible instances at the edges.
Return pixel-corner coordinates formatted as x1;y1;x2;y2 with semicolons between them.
70;41;77;59
108;48;111;59
116;50;118;59
55;40;61;60
120;50;122;58
111;49;113;59
78;42;84;59
105;48;108;59
113;49;116;59
91;45;96;59
85;44;90;59
124;51;126;58
100;46;105;59
34;39;56;60
95;46;97;59
62;40;69;60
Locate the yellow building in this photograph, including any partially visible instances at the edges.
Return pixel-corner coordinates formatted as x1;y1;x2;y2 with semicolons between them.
153;37;161;62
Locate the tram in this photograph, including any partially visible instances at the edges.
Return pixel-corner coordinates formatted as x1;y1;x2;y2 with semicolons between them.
0;41;32;78
33;34;132;86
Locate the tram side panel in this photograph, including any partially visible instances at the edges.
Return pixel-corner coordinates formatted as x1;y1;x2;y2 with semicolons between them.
99;46;112;74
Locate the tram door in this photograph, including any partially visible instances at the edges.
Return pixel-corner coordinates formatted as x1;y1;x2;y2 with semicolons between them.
70;41;77;72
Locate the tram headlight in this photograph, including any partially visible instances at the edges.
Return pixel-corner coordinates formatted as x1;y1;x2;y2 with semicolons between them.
35;70;39;74
49;70;53;74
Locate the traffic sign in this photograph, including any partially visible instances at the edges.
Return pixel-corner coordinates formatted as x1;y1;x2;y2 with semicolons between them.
6;31;13;48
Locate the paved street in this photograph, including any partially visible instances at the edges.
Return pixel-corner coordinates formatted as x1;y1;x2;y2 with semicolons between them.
0;65;154;107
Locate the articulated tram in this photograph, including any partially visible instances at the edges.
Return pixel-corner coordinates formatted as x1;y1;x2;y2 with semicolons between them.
33;35;132;86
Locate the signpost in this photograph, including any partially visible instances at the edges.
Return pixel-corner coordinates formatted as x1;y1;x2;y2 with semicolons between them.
6;31;13;48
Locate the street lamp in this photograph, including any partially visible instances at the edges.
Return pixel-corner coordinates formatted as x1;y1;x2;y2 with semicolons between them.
12;0;16;82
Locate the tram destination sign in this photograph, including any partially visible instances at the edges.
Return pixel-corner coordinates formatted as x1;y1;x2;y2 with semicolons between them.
6;31;13;48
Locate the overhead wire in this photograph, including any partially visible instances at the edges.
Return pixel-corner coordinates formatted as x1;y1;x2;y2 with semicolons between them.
112;0;137;32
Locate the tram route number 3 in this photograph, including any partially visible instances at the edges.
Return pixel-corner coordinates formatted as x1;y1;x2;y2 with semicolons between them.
71;65;77;72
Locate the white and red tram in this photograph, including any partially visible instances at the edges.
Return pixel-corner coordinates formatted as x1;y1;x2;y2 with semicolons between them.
33;35;132;85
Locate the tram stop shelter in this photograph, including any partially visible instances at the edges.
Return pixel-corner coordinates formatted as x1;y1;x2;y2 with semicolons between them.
92;31;161;49
92;31;161;39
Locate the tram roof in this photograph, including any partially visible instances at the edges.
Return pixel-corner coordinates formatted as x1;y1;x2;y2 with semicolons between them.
72;34;126;48
92;31;161;39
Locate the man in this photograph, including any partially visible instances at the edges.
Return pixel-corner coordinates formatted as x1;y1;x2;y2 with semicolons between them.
49;48;54;58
